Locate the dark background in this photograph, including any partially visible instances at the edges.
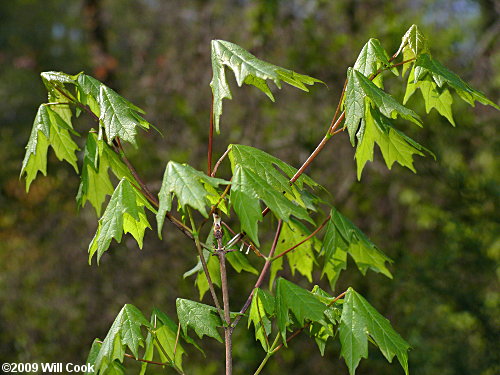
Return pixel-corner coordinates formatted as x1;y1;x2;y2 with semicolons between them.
0;1;498;374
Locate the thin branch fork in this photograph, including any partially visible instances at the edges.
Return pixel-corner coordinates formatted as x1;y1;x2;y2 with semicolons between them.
236;55;418;343
262;55;414;218
211;147;230;177
271;215;330;261
54;85;196;241
114;138;159;206
222;222;262;257
232;220;283;329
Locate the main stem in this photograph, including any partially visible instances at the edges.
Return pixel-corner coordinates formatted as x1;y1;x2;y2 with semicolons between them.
214;214;232;375
188;209;223;317
218;250;232;375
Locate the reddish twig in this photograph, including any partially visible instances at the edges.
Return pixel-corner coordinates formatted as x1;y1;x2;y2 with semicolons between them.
211;148;230;177
214;213;233;375
232;220;283;329
271;216;330;261
329;78;347;129
222;222;262;257
55;86;195;240
114;138;159;206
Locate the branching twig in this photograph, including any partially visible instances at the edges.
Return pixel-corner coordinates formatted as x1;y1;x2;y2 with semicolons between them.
173;320;181;360
55;86;196;241
214;213;233;375
329;78;347;130
211;148;230;177
271;216;330;261
222;222;262;257
114;138;159;206
232;220;283;329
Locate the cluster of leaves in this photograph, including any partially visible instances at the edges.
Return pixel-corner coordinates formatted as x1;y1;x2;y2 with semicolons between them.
343;25;498;179
85;304;200;375
21;24;498;375
20;71;160;263
85;285;410;375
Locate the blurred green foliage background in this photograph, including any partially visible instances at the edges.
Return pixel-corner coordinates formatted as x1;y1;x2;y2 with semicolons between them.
0;0;498;374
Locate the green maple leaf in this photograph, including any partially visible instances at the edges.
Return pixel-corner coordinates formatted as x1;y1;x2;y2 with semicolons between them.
276;220;320;282
229;144;317;192
73;73;155;146
340;288;410;375
40;71;80;121
353;38;398;78
153;326;185;370
404;67;455;125
41;71;75;125
21;105;79;191
355;106;433;179
104;361;125;375
210;40;322;132
21;106;50;191
84;339;103;375
88;178;155;263
275;278;326;342
176;298;223;342
77;132;140;217
323;208;393;278
151;307;203;353
414;54;499;110
344;71;365;144
77;73;102;116
397;24;429;75
94;304;150;374
269;255;283;290
310;286;342;355
76;133;114;216
228;144;317;245
99;85;150;146
230;181;262;246
321;218;348;290
231;164;314;246
40;71;76;86
344;68;421;144
156;161;229;238
140;307;202;374
248;288;275;351
46;107;79;171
